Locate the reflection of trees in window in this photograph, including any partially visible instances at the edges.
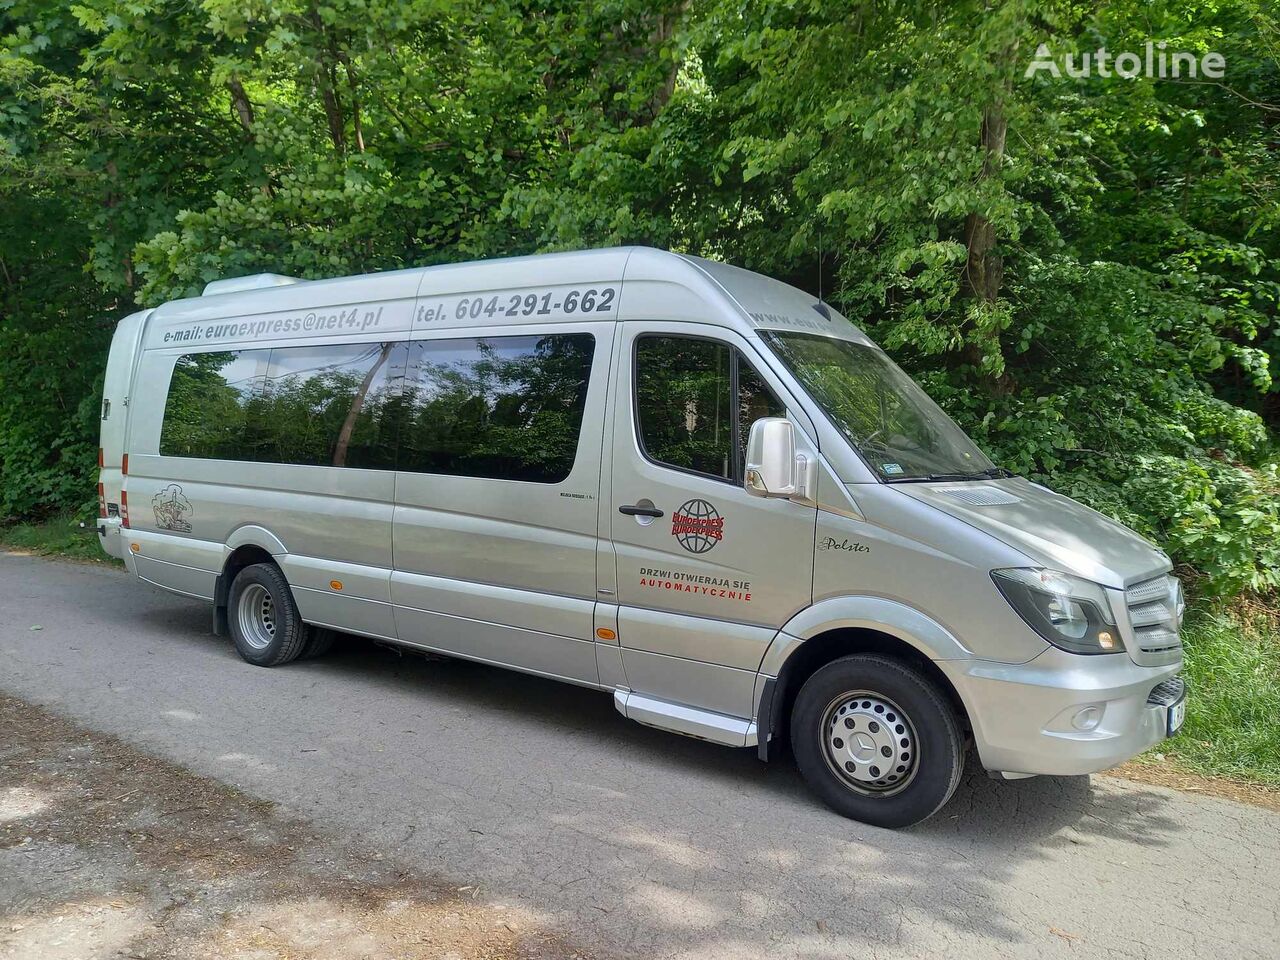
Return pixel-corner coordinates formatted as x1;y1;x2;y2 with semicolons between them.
636;337;782;482
256;342;403;468
160;351;261;459
400;334;594;483
160;343;405;469
762;332;991;478
637;337;731;478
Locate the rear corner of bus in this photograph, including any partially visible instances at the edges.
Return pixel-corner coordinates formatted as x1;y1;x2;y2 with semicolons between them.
97;310;150;560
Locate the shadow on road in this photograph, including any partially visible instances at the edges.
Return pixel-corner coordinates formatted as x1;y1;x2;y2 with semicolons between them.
84;581;1196;956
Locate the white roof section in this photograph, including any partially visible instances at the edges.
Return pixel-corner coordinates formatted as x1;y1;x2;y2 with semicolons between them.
202;273;303;297
140;246;873;351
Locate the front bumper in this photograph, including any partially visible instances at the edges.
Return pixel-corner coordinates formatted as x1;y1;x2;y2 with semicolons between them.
938;646;1183;777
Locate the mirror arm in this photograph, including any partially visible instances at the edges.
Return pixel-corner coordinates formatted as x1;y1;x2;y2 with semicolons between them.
793;454;810;502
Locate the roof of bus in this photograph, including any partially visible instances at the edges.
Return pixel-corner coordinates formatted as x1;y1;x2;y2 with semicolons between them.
140;246;872;351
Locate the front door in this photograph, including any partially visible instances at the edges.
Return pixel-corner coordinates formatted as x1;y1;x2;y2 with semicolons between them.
609;322;818;719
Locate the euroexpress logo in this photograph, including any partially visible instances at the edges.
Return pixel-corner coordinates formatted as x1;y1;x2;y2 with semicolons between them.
671;499;724;554
162;306;386;344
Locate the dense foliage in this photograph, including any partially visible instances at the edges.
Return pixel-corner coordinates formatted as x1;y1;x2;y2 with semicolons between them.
2;0;1277;596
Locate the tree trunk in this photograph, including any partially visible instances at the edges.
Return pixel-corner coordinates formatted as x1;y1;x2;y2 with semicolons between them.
332;342;393;467
963;101;1007;304
227;76;255;133
318;63;347;155
307;8;347;154
651;3;689;113
339;54;366;153
103;159;133;291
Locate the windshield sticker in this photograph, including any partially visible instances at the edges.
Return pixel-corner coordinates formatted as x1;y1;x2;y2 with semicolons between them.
819;537;869;554
671;499;724;554
882;463;904;475
639;567;752;603
152;484;193;533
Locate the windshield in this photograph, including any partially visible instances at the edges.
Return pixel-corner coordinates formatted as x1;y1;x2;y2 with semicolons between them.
761;331;996;481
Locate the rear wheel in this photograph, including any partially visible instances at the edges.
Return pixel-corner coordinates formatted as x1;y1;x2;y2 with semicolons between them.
790;654;964;828
301;626;340;659
228;563;310;667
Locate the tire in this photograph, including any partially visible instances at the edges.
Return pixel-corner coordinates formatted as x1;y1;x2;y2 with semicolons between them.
227;563;311;667
301;626;340;660
790;654;964;829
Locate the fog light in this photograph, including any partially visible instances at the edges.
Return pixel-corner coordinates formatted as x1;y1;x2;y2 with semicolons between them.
1072;706;1102;732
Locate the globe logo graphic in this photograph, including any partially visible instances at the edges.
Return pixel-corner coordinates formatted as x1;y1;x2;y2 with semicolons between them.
671;499;724;554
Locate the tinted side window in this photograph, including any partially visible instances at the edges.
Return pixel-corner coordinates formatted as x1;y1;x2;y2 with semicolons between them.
257;342;405;469
635;336;784;482
160;342;406;469
635;337;733;479
160;350;270;460
399;334;594;483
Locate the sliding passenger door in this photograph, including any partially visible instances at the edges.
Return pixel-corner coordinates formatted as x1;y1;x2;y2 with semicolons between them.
390;322;615;684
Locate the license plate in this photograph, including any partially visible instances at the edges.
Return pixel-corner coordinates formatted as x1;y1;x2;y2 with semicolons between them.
1167;697;1187;736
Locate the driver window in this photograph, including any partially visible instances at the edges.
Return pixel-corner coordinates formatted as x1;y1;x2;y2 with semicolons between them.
635;335;785;483
737;357;786;471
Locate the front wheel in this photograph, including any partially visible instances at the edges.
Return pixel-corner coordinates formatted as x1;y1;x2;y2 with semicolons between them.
790;654;964;828
228;563;311;667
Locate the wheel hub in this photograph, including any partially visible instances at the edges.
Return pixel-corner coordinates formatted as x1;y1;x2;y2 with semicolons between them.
237;583;277;651
823;693;917;793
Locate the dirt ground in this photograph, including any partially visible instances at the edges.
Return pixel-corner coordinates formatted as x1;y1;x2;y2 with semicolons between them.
0;693;591;960
1112;757;1280;813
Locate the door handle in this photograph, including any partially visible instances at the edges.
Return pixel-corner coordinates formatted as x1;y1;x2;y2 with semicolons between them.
619;504;664;518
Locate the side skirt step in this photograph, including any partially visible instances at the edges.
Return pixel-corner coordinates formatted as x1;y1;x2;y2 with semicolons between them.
614;689;757;748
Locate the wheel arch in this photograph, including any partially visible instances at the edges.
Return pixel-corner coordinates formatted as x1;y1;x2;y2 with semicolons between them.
213;528;288;636
755;599;977;762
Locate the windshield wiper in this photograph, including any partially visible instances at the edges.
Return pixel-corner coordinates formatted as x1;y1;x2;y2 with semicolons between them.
884;467;1017;483
885;473;981;483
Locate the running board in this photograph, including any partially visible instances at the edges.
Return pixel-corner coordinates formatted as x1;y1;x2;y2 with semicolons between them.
614;690;758;748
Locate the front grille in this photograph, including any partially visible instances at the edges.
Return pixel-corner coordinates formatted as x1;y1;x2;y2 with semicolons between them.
1125;577;1171;606
1124;574;1184;666
1147;676;1185;706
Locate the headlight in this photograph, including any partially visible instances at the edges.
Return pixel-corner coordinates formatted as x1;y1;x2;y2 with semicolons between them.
991;568;1123;655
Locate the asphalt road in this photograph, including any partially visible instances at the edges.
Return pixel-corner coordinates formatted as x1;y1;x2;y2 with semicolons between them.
2;552;1277;960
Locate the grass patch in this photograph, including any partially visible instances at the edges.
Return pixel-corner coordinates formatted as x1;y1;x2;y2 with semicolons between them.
1147;602;1280;787
0;513;121;566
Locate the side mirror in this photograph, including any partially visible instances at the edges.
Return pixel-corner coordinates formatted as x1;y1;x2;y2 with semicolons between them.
744;418;807;499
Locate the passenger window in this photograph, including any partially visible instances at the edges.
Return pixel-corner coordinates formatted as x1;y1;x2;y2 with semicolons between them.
257;342;405;469
160;350;271;461
160;342;406;469
398;333;594;483
635;336;784;483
